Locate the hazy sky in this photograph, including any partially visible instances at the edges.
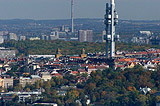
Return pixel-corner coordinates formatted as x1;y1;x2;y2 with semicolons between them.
0;0;159;20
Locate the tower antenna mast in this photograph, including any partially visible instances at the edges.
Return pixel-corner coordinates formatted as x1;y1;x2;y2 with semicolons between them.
71;0;74;33
104;0;119;59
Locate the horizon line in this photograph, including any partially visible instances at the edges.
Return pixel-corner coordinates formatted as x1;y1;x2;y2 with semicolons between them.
0;18;159;21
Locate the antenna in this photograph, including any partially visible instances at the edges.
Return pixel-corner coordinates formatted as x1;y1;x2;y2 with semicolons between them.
104;0;119;58
71;0;74;33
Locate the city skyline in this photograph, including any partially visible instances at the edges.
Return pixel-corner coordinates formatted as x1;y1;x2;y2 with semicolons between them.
0;0;159;20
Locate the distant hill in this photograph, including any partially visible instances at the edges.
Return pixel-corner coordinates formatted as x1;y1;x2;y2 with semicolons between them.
0;18;160;33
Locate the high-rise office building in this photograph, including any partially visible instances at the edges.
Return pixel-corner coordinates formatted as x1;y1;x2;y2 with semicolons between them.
0;31;8;36
49;31;59;40
78;30;93;42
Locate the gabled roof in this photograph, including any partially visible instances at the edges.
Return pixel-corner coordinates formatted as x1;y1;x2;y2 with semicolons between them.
126;62;137;66
78;69;87;73
53;73;62;77
118;58;137;62
69;56;81;59
71;71;78;74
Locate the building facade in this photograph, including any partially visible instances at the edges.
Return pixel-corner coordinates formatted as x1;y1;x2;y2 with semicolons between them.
78;30;93;42
0;47;16;58
0;77;13;88
9;33;18;41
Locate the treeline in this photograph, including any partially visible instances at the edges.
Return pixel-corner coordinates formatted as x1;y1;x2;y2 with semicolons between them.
0;40;105;55
82;65;160;106
1;40;160;56
2;65;160;106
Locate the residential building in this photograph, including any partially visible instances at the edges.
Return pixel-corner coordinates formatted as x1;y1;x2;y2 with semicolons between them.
0;77;13;88
50;31;59;40
29;37;40;40
0;77;4;88
9;33;18;41
150;36;160;45
19;77;32;87
33;103;58;106
19;36;26;41
40;72;52;81
3;77;13;88
78;30;93;42
140;31;152;36
0;47;16;58
19;75;41;87
41;35;49;40
0;31;8;36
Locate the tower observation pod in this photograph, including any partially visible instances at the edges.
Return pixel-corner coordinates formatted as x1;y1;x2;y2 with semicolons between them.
104;0;119;59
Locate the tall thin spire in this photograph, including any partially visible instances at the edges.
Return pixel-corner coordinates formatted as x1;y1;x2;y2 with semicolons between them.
111;0;115;4
71;0;74;33
104;0;118;59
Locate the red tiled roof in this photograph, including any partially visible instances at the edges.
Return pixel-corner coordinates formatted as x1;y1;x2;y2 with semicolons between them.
137;52;148;55
51;64;61;66
88;65;96;69
53;73;62;76
80;64;88;67
71;71;78;74
69;56;81;59
116;64;125;68
118;58;137;62
10;60;16;62
78;69;87;72
126;62;137;66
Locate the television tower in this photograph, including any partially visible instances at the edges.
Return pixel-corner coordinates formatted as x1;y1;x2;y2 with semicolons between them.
104;0;119;59
71;0;74;33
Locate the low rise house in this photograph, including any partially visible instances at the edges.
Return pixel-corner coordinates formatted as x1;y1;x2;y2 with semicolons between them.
78;69;87;74
52;73;63;78
126;62;137;68
40;72;52;81
1;91;42;102
70;71;78;75
31;75;41;82
86;65;97;75
19;77;32;87
19;75;41;87
0;76;13;88
143;61;157;71
32;103;58;106
140;87;151;95
4;77;13;88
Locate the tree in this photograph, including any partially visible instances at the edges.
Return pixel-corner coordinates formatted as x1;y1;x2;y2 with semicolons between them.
91;95;96;102
155;96;160;103
81;73;88;78
44;81;51;94
26;88;31;92
12;95;19;102
35;81;40;89
136;94;147;106
84;83;96;93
